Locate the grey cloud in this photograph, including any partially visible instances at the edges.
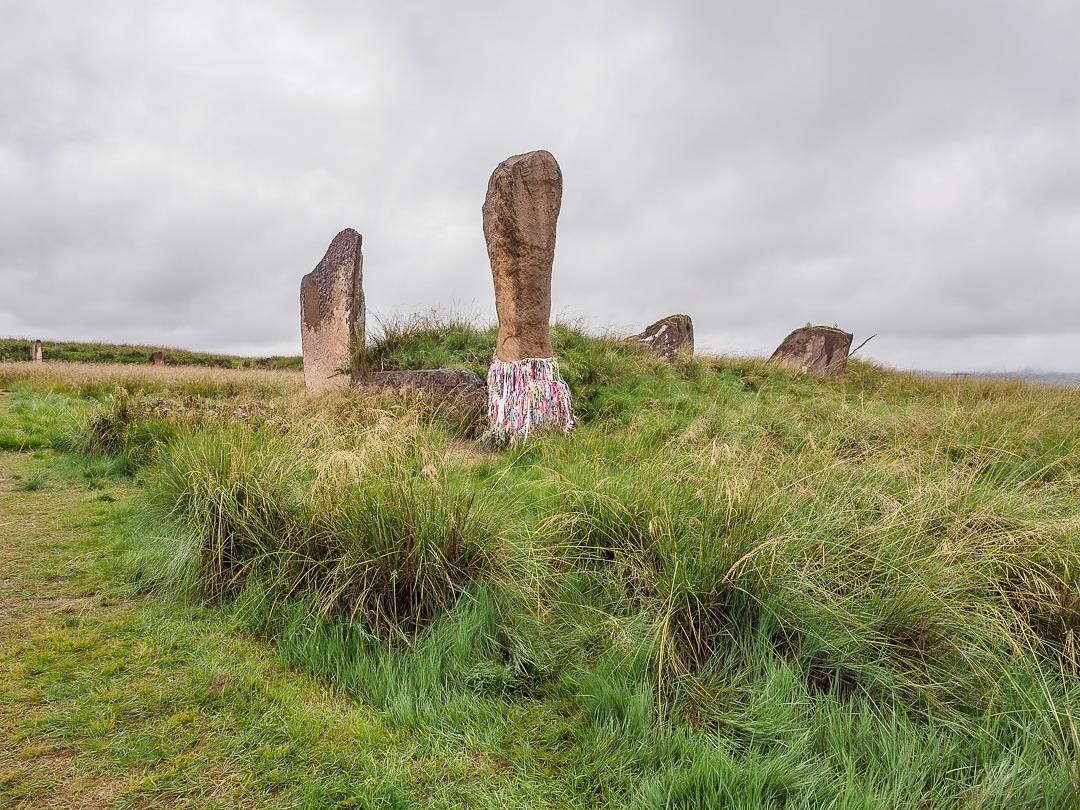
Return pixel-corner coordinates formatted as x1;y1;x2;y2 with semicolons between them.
1;1;1079;371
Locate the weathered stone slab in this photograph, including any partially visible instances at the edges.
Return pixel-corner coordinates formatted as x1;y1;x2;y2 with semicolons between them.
357;368;487;414
770;326;853;379
29;340;42;363
151;351;165;366
300;228;364;395
483;150;562;362
632;314;694;362
360;368;484;399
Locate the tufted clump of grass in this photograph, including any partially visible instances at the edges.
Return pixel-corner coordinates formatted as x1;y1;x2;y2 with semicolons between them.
142;395;530;646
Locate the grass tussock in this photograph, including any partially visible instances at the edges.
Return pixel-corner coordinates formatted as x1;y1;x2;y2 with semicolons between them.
143;398;527;644
19;317;1080;806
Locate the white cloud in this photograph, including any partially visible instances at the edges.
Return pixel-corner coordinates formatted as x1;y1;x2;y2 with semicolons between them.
1;1;1078;371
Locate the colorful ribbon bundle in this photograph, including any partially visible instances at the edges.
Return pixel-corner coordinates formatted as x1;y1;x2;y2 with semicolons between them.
486;355;576;442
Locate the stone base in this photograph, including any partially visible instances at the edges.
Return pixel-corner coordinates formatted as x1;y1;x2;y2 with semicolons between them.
487;356;576;443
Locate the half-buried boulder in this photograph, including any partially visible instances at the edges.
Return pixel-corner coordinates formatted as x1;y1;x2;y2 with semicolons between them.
357;368;487;430
359;368;486;408
770;326;853;379
300;228;365;395
632;314;694;362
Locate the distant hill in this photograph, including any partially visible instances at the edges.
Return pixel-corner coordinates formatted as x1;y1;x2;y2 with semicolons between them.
992;370;1080;386
938;370;1080;387
0;338;302;370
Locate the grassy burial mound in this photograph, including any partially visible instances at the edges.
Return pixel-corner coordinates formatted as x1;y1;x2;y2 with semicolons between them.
2;319;1079;807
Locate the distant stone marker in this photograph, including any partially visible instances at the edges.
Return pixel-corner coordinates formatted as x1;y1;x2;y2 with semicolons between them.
300;228;365;395
632;314;694;362
770;326;853;379
29;340;42;363
151;351;165;366
483;150;576;441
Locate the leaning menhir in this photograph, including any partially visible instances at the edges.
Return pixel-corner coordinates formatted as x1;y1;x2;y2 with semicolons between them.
632;314;694;362
483;150;576;442
300;228;365;395
770;325;852;379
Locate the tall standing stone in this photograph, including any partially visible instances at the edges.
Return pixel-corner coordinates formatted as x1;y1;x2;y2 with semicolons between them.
770;326;853;379
483;150;575;441
300;228;364;395
483;150;562;362
29;340;42;363
151;351;165;366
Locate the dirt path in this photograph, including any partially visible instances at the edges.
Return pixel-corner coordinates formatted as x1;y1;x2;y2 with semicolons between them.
0;452;132;807
0;449;564;809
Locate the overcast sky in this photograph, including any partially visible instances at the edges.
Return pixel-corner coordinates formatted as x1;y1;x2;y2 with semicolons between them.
2;2;1078;371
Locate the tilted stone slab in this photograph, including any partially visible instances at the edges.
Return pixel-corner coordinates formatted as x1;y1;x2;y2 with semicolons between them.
356;368;487;423
632;314;694;362
770;326;853;379
300;228;364;395
358;368;486;404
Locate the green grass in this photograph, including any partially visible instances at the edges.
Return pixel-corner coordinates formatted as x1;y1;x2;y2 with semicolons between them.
0;337;302;369
3;318;1080;807
0;453;598;807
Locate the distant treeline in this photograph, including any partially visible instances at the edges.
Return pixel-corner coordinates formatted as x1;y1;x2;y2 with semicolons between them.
0;338;303;370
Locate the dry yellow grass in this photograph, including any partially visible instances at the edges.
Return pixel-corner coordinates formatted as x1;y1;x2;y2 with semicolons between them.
0;361;304;399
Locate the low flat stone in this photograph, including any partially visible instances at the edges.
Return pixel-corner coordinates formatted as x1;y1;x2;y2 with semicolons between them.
300;228;364;395
358;368;486;410
632;314;694;362
770;326;853;379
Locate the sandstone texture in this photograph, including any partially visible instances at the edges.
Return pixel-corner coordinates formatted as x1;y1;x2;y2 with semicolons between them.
300;228;365;395
483;150;562;361
632;314;694;362
151;351;165;366
29;340;42;363
770;326;853;379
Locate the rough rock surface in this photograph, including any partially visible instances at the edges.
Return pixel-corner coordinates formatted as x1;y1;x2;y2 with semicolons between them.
151;351;165;366
632;314;694;362
358;368;486;411
483;150;562;361
770;326;853;379
29;340;42;363
300;228;365;395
